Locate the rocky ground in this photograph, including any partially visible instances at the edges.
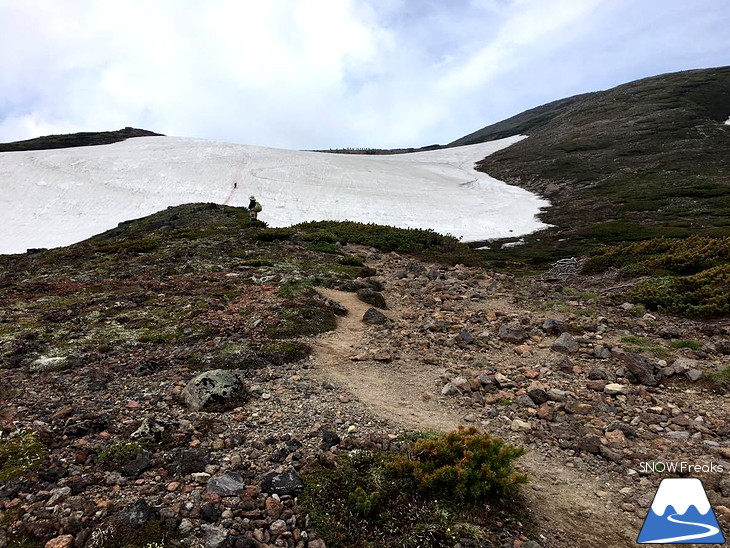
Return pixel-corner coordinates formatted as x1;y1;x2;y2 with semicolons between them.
1;232;729;548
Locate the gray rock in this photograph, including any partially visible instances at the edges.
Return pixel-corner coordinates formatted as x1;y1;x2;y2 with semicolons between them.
451;376;471;392
362;307;389;325
498;323;528;344
686;369;703;381
261;468;304;497
202;524;228;548
207;472;244;497
458;330;474;345
356;288;387;309
542;318;568;335
672;357;698;373
269;519;288;536
593;346;612;359
441;382;459;396
180;369;246;411
551;332;580;354
719;477;730;498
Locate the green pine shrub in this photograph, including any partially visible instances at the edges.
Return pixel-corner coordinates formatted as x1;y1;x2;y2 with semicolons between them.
300;428;528;547
387;426;527;501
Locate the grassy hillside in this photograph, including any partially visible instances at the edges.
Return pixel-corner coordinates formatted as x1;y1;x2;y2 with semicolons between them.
0;127;163;152
458;66;730;267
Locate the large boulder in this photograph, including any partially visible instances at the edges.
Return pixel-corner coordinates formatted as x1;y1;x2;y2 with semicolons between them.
180;369;246;411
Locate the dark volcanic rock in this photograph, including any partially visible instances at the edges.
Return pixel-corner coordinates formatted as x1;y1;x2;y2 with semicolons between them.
356;288;387;309
207;472;245;497
261;468;304;497
362;307;390;325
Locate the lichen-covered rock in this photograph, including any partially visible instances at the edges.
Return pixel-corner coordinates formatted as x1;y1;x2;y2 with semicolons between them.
180;369;246;411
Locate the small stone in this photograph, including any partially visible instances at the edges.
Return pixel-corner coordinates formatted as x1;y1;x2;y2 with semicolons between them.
441;382;459;396
514;344;532;356
356;288;387;309
45;535;74;548
166;481;180;492
551;333;580;354
265;497;284;519
269;519;288;536
207;473;244;497
498;323;528;344
604;383;628;395
685;369;703;381
260;468;304;497
586;380;607;391
362;307;389;325
510;419;532;432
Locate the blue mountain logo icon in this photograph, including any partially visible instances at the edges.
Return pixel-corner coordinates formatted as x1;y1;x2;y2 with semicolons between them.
638;478;725;544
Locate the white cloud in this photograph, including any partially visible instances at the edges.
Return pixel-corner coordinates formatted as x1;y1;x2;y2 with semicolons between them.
0;0;728;148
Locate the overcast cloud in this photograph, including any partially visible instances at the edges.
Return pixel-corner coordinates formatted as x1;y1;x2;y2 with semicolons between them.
1;0;729;149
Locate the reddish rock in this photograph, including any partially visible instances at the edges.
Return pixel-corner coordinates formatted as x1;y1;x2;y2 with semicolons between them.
45;535;74;548
586;380;607;391
265;497;284;519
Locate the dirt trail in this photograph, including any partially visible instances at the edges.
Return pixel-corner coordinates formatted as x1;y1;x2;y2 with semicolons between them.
311;288;642;548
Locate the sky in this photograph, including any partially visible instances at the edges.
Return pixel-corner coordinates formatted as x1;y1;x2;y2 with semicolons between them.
1;0;729;150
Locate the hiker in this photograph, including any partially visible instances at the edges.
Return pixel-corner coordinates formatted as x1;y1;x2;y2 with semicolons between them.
248;195;262;220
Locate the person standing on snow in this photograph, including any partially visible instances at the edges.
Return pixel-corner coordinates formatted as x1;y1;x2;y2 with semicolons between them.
248;195;262;220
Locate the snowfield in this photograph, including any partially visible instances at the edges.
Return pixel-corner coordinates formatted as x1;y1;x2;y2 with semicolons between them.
0;135;549;255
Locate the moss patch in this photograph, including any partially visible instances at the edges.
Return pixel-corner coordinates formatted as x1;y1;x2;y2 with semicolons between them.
0;431;47;482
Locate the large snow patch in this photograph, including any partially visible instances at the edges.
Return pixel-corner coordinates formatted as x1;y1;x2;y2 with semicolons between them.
0;135;549;254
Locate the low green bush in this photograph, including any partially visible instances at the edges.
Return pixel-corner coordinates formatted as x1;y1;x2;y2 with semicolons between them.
583;236;729;318
301;427;527;547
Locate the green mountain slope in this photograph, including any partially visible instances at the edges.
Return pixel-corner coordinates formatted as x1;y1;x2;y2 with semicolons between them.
0;127;163;152
456;66;730;266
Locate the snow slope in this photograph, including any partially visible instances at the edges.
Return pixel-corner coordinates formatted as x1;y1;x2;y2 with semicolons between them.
0;135;549;255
